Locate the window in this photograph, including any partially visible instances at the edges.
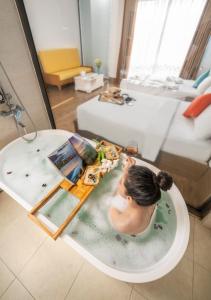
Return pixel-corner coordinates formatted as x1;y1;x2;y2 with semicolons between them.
128;0;207;78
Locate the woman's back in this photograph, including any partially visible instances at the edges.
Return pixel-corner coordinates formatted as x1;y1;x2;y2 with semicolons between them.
109;198;156;235
108;156;173;235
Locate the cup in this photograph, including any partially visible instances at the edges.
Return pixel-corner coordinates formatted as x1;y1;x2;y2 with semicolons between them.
125;140;138;155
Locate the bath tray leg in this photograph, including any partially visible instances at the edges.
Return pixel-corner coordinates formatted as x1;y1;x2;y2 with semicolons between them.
28;178;93;240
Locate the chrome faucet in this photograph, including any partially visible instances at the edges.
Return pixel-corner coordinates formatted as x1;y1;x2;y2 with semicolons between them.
0;61;37;142
0;86;25;127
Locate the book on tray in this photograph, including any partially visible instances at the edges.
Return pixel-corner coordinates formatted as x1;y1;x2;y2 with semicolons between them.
48;134;97;184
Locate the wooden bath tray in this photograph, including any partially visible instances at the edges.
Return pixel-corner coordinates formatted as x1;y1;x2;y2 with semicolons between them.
98;140;122;154
28;177;95;240
28;139;122;240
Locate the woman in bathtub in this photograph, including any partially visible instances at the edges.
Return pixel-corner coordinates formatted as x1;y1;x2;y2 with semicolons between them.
109;157;173;235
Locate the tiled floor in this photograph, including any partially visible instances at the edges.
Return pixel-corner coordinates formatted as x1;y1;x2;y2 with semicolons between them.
0;192;210;300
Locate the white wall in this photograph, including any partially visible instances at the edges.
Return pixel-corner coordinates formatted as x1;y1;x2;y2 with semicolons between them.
79;0;111;74
79;0;124;78
108;0;125;78
23;0;81;53
90;0;111;75
79;0;92;65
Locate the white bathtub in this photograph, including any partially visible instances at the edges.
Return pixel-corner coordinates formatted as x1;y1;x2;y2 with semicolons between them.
0;129;189;283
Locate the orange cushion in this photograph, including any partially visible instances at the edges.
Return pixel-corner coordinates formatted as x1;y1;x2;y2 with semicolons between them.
183;93;211;118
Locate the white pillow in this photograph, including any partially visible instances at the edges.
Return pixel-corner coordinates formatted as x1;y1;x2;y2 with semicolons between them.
197;76;211;94
203;86;211;94
194;105;211;139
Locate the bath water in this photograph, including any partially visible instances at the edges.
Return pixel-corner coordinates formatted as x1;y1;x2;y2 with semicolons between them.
41;161;177;272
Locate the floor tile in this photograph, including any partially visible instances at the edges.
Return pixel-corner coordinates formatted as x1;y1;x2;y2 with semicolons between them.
133;256;193;300
0;192;25;237
202;212;211;229
0;279;33;300
130;289;147;300
0;215;46;275
193;263;211;300
19;238;84;300
194;218;211;272
0;259;14;297
66;262;132;300
184;214;194;261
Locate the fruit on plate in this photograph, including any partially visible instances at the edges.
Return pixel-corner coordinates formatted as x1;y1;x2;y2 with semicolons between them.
104;146;119;160
100;159;119;174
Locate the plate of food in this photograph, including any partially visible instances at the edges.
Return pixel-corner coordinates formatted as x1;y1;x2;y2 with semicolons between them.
83;166;101;186
98;87;124;105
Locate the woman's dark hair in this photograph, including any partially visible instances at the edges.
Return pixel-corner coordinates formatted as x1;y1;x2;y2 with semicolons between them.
124;165;173;206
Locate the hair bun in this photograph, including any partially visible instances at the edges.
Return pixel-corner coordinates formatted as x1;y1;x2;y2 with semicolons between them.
156;171;173;191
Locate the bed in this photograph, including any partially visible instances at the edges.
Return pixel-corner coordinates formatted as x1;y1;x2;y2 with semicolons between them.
77;90;211;164
77;89;211;208
120;78;199;100
162;101;211;163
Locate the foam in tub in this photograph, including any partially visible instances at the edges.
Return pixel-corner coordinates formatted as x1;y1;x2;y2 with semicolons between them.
0;129;189;282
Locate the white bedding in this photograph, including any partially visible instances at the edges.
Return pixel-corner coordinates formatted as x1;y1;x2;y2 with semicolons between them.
163;102;211;163
120;79;198;100
77;91;211;164
135;94;179;161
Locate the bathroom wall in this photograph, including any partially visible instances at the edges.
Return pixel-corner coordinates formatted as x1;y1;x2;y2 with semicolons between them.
23;0;81;53
0;0;51;149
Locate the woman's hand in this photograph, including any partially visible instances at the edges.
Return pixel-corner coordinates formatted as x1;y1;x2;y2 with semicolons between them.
124;156;136;170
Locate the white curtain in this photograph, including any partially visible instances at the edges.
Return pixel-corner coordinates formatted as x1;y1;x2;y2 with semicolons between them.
128;0;207;79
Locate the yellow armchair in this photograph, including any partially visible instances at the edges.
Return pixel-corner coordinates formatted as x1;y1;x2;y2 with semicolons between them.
38;48;92;90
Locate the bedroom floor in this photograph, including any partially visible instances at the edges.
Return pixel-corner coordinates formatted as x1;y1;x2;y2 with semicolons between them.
47;80;116;133
0;191;211;300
